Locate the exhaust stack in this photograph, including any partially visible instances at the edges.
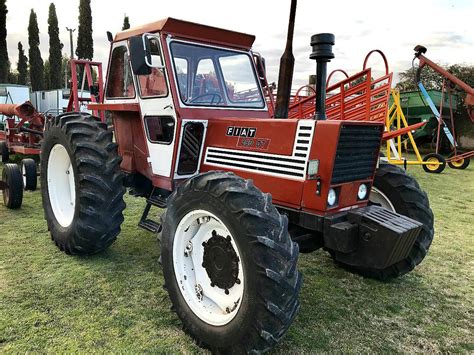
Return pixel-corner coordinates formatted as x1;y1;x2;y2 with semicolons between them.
310;33;335;120
274;0;297;119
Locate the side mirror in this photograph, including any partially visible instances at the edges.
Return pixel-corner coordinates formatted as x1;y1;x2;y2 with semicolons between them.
130;34;165;76
130;35;152;75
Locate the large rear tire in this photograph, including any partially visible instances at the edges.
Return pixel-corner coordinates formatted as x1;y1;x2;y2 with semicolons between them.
40;112;126;255
161;171;302;353
2;163;23;209
329;164;434;280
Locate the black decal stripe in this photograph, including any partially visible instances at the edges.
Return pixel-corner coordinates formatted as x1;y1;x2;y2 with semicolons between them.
206;154;305;171
207;148;306;164
206;159;304;177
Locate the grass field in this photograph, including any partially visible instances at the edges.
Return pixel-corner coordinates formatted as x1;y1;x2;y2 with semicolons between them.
1;162;473;353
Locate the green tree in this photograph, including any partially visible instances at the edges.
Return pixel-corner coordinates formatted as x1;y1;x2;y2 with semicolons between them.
48;3;63;89
28;9;44;91
396;63;474;111
44;59;51;89
122;15;130;30
76;0;93;60
0;0;9;82
17;41;28;85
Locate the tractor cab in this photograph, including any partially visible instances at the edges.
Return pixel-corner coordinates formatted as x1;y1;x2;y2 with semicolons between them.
100;18;270;191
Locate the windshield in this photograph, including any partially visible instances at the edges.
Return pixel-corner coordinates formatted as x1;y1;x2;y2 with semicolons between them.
169;41;265;109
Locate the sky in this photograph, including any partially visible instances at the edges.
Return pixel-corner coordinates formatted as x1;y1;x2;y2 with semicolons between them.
5;0;474;88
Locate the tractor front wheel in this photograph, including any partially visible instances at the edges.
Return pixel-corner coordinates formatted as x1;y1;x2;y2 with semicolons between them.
329;163;434;280
40;113;126;255
161;171;301;353
2;163;23;209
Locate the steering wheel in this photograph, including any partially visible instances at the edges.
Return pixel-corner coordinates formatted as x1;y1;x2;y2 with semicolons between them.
189;93;222;105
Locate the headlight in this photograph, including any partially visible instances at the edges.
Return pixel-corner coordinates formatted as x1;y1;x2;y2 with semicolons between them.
327;188;337;206
307;159;319;177
358;183;368;200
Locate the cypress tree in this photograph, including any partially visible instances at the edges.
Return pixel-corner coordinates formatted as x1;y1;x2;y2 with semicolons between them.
48;3;63;89
28;9;44;91
0;0;9;82
122;15;130;30
76;0;93;60
17;41;28;85
44;59;51;90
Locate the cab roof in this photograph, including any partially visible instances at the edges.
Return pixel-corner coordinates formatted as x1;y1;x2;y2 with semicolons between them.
114;17;256;50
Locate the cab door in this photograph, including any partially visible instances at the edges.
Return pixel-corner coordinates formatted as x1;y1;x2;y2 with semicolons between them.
135;35;177;178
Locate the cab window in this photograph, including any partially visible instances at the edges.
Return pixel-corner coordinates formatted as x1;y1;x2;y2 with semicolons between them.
137;38;168;98
106;45;135;99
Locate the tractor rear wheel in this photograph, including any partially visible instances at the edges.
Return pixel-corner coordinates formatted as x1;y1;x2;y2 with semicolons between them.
0;141;9;163
2;163;23;209
329;163;434;280
40;112;126;255
161;171;302;353
21;158;37;191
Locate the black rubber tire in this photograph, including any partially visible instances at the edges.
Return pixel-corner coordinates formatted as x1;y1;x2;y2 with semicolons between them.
40;112;126;255
2;163;23;209
0;141;9;163
330;163;434;280
161;171;302;353
21;158;37;191
422;153;446;173
447;152;470;170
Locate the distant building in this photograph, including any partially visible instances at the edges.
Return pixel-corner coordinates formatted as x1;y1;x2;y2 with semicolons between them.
30;89;91;115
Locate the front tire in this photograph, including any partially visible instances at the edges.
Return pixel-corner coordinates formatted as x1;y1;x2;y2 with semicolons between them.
161;171;302;353
329;164;434;280
40;113;126;255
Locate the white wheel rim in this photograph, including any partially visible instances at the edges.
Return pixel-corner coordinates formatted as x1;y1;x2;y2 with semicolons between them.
47;144;76;228
173;209;244;326
22;164;26;187
370;186;396;212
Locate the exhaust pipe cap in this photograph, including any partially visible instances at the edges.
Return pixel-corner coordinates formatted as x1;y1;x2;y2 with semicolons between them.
310;33;335;61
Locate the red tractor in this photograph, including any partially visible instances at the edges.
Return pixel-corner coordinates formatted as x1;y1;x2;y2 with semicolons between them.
38;16;434;353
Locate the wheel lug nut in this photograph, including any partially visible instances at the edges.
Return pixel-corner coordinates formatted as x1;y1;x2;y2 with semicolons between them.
225;289;229;295
236;278;241;284
210;283;215;287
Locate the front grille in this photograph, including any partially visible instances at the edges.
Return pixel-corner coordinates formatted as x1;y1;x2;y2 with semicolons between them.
331;124;382;184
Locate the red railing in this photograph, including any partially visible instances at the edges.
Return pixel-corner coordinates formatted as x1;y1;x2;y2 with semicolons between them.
266;49;393;124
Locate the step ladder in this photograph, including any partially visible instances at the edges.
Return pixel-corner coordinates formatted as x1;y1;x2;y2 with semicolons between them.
138;192;167;234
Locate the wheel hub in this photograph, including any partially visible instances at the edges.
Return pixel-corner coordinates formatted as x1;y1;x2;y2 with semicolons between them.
202;230;240;292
